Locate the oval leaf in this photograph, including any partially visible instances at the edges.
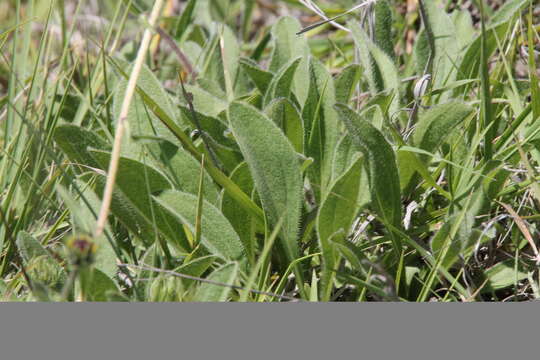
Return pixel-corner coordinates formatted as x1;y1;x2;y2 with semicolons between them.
263;57;301;107
221;162;256;262
413;102;474;153
195;262;239;302
228;101;302;262
155;190;245;261
317;157;363;300
335;104;402;229
54;125;109;169
335;64;362;104
240;57;274;94
265;97;304;153
269;16;310;106
302;59;340;199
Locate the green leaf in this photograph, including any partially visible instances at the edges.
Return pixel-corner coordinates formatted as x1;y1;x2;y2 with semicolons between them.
221;162;256;263
335;104;402;233
156;142;220;205
174;255;218;288
182;84;228;118
335;64;362;104
133;77;265;223
309;270;319;302
333;136;373;211
413;102;474;153
396;148;452;198
455;22;511;88
452;10;475;50
195;262;239;301
111;54;265;224
423;1;459;91
196;77;227;99
16;232;48;263
219;24;240;97
489;0;531;27
113;62;180;148
430;214;475;270
81;268;121;302
350;21;401;115
526;8;540;121
397;101;474;194
350;21;382;94
332;134;359;180
179;106;234;147
398;101;471;194
269;16;310;106
414;29;430;76
302;59;340;198
250;31;271;62
90;150;171;193
330;230;363;271
175;0;198;39
241;0;256;40
374;0;395;60
398;101;474;192
482;259;529;292
25;254;66;295
155;190;245;261
240;57;274;94
56;184;118;278
207;0;231;22
53;125;109;169
460;160;514;222
317;157;363;300
263;57;301;107
201;25;240;97
86;150;191;250
265;98;304;153
228;101;303;264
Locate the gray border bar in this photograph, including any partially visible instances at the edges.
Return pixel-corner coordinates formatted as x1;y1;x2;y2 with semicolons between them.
0;303;538;359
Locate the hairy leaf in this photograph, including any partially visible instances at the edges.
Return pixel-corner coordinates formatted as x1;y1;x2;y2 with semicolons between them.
265;98;303;153
228;102;302;263
269;16;310;106
155;190;245;261
195;262;239;301
335;104;402;232
317;157;363;300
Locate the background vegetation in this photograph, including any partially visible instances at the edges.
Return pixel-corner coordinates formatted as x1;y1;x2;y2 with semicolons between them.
1;0;539;302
